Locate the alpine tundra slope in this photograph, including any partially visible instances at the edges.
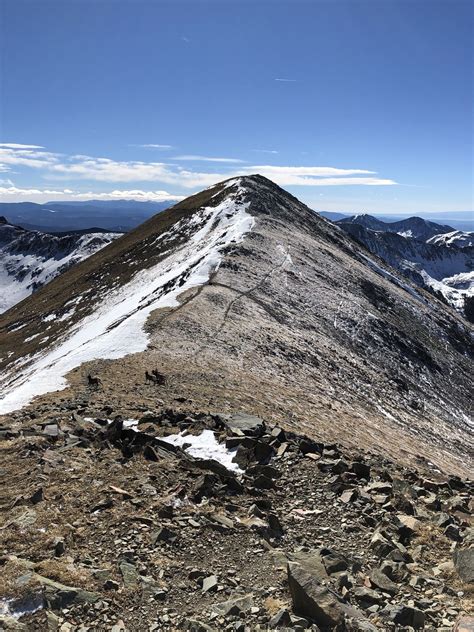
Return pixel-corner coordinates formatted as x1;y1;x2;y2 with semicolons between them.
0;175;472;476
0;176;473;632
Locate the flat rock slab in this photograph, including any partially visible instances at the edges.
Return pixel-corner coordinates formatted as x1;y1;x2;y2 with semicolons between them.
218;413;265;437
287;562;372;629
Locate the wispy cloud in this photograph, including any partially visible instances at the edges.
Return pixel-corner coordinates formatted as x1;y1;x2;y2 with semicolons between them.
181;35;190;43
0;146;60;170
0;184;183;203
0;144;397;193
71;189;183;202
0;143;45;149
173;155;246;164
0;185;76;199
135;144;174;150
261;176;397;186
274;78;297;82
253;149;279;154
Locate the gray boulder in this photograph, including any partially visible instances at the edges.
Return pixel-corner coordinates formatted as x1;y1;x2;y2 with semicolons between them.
382;604;425;628
453;548;474;583
287;562;370;628
213;593;254;616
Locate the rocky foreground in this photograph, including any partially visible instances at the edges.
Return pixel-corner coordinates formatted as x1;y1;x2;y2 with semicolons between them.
0;404;473;631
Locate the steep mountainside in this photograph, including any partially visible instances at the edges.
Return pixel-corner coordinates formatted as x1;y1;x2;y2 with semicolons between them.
338;214;456;241
337;222;474;313
0;176;472;476
0;217;122;313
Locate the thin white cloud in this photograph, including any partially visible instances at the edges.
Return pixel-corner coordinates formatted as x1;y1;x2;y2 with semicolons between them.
173;155;246;163
274;78;297;82
253;149;279;154
137;144;174;149
259;176;397;186
0;186;76;199
0;144;397;191
0;146;60;169
0;143;45;149
181;35;190;43
0;185;183;203
250;165;375;177
70;189;183;202
244;166;396;187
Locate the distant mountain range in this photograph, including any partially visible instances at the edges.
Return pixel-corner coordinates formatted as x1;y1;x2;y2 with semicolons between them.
319;210;473;232
0;198;471;234
337;214;455;241
0;216;122;313
0;199;178;233
335;214;474;316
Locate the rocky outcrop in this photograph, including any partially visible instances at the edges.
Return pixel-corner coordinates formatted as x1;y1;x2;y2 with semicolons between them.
0;406;472;630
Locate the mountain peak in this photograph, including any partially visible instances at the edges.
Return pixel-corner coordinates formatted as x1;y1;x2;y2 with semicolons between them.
0;178;472;480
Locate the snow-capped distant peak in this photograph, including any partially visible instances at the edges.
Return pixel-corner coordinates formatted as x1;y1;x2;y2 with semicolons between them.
0;220;122;314
427;230;474;249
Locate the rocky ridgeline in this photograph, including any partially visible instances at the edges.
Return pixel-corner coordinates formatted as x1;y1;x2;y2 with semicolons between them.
0;407;473;631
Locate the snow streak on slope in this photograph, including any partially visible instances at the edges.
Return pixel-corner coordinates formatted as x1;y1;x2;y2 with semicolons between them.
0;185;254;414
359;254;428;305
0;225;121;313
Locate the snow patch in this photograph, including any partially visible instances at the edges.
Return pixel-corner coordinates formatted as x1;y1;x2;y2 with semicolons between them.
420;270;474;311
24;333;40;343
122;418;139;430
161;429;243;473
0;595;43;620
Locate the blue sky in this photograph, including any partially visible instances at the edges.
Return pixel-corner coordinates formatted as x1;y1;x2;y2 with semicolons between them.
0;0;472;215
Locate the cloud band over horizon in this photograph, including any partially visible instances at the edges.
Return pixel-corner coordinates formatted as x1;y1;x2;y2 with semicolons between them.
0;143;398;202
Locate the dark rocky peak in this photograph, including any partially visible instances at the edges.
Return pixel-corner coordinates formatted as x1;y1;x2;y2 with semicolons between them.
338;214;387;231
338;214;455;242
